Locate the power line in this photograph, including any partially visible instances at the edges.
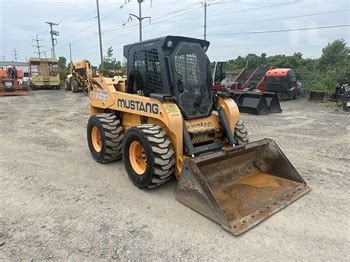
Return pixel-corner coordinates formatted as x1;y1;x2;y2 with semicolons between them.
55;0;348;59
206;10;350;28
101;3;125;20
103;2;200;33
75;10;96;22
155;1;296;24
207;1;296;19
201;0;240;40
58;0;80;25
209;24;350;36
57;1;201;48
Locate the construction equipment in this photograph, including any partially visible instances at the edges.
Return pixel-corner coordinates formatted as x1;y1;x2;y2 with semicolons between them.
334;83;350;112
212;62;282;115
0;66;29;96
66;60;94;93
308;90;326;102
28;57;60;90
87;36;311;236
265;68;300;100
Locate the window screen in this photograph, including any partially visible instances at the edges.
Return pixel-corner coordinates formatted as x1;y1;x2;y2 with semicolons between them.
132;48;163;96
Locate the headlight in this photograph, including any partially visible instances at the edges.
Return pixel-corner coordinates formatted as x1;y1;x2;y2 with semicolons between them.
167;41;173;48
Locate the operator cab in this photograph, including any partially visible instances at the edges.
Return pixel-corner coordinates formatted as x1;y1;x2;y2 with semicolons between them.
124;36;213;120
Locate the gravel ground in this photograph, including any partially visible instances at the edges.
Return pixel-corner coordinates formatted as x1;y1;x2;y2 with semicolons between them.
0;90;349;261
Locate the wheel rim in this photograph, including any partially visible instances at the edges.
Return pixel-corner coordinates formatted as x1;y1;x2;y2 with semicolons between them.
91;126;102;152
129;141;147;175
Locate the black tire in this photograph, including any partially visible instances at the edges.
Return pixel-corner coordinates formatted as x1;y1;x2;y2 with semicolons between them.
71;78;80;93
123;125;175;189
65;79;71;91
234;120;249;146
87;113;123;163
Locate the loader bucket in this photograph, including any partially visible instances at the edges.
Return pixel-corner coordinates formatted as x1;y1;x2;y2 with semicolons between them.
263;92;282;113
175;139;311;236
308;90;326;102
230;91;270;115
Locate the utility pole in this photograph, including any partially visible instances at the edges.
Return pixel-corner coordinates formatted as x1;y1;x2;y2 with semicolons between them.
46;21;59;58
32;35;44;58
69;43;72;62
1;54;5;61
13;49;18;62
96;0;104;68
129;0;151;41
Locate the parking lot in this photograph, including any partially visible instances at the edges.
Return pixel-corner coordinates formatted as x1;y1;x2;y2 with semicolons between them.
0;90;349;260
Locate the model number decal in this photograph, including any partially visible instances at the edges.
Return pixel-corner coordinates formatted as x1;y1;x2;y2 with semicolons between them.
187;121;213;130
90;90;109;100
117;99;159;114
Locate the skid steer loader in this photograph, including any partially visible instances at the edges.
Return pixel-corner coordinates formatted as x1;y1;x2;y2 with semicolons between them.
87;36;311;236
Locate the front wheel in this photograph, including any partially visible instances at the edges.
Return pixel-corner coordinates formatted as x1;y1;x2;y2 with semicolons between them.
65;79;71;91
122;125;175;189
234;120;249;146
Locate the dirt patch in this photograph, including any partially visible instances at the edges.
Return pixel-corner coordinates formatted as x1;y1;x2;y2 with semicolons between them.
0;90;349;260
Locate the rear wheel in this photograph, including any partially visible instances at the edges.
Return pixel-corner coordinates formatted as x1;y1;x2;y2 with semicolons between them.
71;78;80;93
87;113;123;163
234;120;249;145
123;125;175;189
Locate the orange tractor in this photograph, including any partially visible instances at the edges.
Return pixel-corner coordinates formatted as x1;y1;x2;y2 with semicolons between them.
0;66;29;96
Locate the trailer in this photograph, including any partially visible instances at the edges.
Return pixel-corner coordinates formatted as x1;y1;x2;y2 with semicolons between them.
28;57;60;90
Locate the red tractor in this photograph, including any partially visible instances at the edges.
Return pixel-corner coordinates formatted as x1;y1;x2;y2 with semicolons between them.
264;68;300;100
0;66;29;96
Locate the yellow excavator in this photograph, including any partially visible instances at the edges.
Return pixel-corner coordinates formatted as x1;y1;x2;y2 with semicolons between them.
66;60;95;93
86;36;311;236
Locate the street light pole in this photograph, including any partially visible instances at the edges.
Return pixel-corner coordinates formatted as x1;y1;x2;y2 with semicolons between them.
129;0;151;42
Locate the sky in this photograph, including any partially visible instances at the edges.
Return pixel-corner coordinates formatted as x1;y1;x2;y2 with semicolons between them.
1;0;349;65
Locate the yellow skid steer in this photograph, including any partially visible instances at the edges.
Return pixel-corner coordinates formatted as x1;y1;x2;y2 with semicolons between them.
87;36;311;235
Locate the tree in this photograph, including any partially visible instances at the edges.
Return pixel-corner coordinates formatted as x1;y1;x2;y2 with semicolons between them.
57;56;68;80
318;39;349;71
99;46;123;76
